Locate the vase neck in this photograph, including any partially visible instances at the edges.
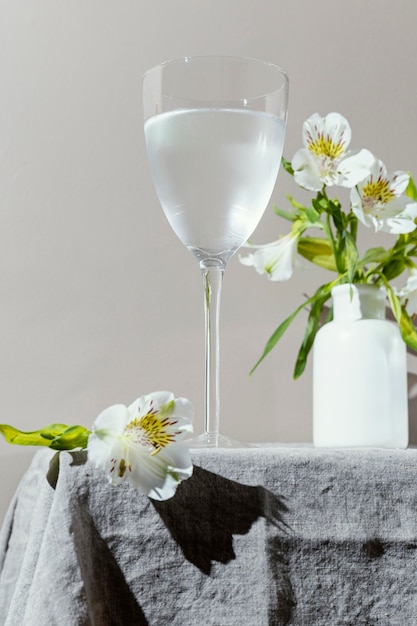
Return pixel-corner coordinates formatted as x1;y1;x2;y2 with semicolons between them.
331;284;386;321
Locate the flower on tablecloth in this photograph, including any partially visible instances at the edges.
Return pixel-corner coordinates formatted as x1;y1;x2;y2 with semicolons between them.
87;391;194;500
0;390;194;501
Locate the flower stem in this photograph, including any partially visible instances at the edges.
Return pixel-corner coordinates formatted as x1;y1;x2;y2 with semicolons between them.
323;211;341;273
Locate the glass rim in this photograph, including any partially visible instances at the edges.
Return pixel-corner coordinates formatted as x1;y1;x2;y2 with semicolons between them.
142;54;289;100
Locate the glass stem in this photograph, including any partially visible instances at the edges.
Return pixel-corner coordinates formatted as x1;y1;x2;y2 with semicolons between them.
200;259;225;445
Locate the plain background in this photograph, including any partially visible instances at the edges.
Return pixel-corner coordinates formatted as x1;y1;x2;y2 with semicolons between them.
1;0;417;522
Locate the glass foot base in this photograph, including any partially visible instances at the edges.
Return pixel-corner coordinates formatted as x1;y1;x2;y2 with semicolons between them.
185;433;256;449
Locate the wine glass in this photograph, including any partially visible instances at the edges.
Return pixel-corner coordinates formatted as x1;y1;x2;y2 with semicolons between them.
142;56;288;447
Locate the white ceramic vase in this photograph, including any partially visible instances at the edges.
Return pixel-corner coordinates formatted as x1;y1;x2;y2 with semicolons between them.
313;283;408;448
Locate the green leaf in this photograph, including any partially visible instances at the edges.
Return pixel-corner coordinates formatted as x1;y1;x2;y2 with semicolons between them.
311;197;325;215
331;208;345;235
298;237;337;271
293;283;334;379
0;423;91;450
281;157;294;175
360;247;391;266
286;194;309;212
250;280;339;376
328;198;342;213
386;286;417;351
317;197;330;210
382;257;407;281
249;305;304;375
49;425;91;450
305;205;321;223
273;205;297;222
0;424;57;447
38;423;71;440
383;280;401;317
406;174;417;202
398;310;417;352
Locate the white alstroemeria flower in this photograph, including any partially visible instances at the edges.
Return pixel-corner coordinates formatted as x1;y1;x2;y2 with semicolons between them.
398;271;417;316
87;391;194;501
351;159;417;234
239;231;299;282
292;112;374;191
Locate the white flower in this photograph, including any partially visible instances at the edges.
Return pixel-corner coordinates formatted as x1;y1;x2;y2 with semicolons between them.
292;112;374;191
398;271;417;316
87;391;194;501
351;159;417;234
239;232;299;282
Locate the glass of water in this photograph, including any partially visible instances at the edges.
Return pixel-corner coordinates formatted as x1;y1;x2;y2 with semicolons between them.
143;56;289;447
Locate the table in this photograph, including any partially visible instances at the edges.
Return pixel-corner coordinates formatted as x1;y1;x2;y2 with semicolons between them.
1;446;417;625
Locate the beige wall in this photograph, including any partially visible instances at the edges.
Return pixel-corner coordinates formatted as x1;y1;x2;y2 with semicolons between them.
1;0;417;521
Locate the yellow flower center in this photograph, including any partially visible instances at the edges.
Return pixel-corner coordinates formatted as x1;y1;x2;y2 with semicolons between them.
308;133;345;159
125;411;178;454
362;177;394;206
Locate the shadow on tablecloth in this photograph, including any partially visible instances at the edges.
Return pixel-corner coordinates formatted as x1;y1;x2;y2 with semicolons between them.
153;464;295;624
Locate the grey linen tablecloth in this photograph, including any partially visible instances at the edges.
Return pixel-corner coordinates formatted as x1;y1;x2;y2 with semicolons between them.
0;445;417;625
